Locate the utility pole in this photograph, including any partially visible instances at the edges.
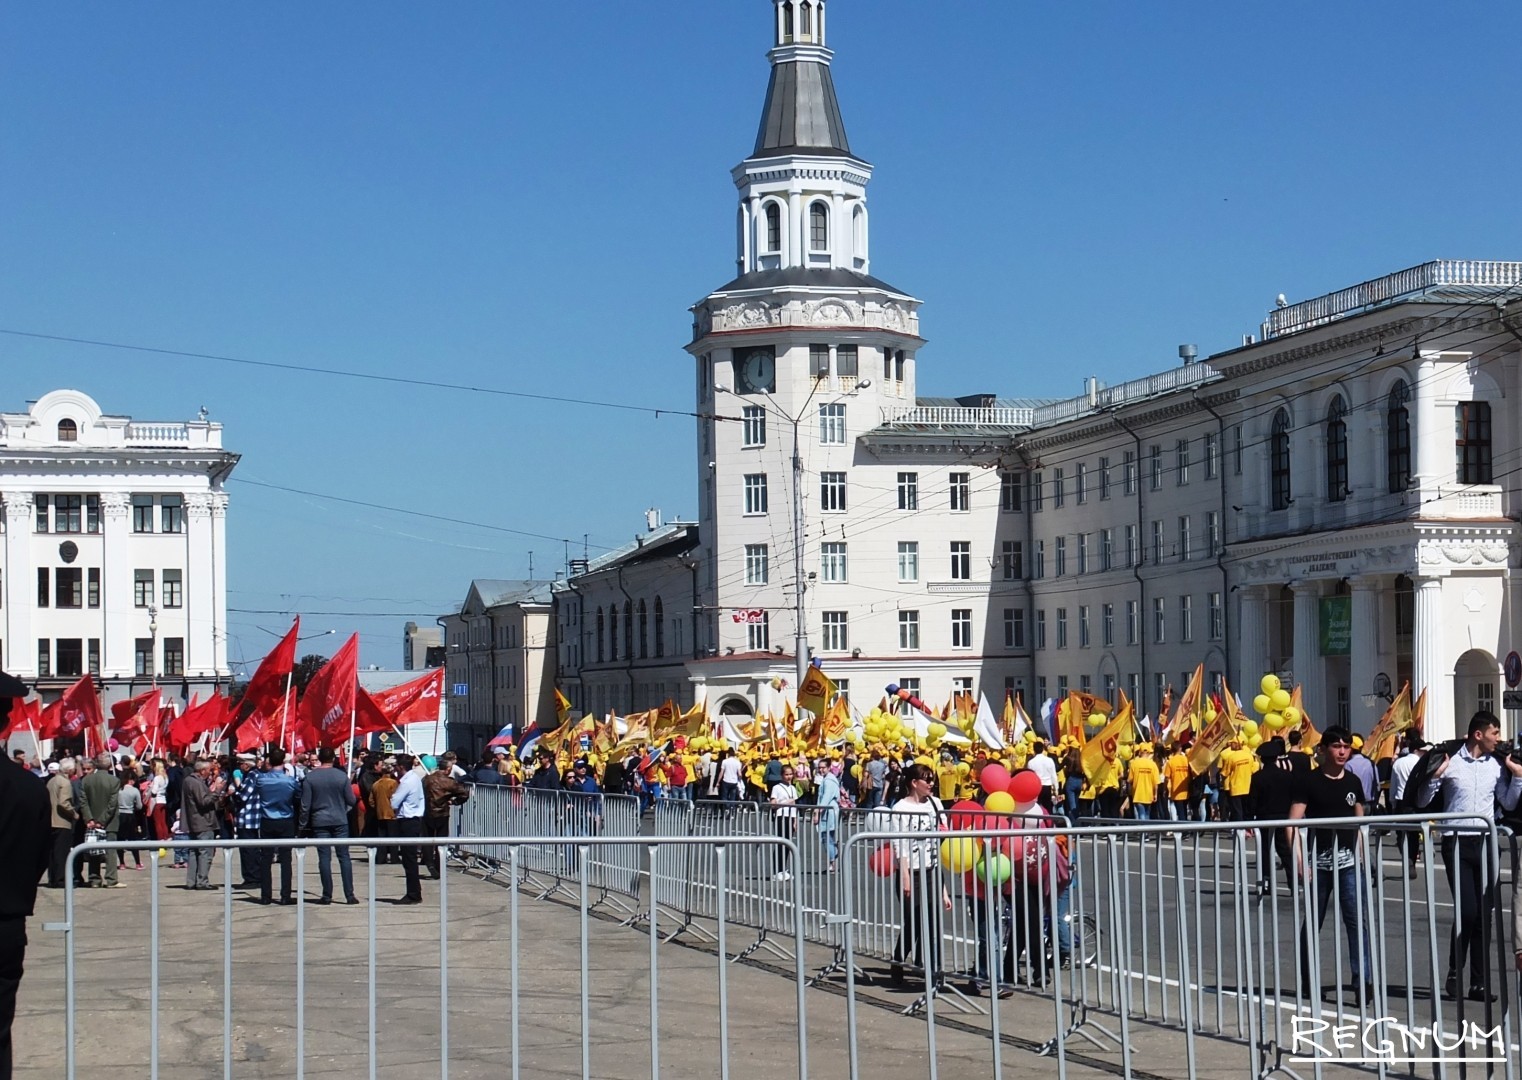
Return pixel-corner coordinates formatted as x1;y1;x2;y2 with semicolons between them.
790;413;809;692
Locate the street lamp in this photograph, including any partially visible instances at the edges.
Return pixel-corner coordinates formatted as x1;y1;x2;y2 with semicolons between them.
148;605;159;689
1360;672;1394;709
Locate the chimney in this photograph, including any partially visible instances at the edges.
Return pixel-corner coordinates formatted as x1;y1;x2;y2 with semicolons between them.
1178;344;1198;365
645;508;663;532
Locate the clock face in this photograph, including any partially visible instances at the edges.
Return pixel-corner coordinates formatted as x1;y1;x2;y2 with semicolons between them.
738;349;775;393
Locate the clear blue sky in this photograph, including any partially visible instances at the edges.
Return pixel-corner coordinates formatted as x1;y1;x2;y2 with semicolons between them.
4;1;1520;674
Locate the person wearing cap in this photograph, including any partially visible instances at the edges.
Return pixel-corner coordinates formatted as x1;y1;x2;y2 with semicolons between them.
229;754;264;889
1345;734;1378;807
1126;744;1160;821
0;669;50;1080
45;759;78;889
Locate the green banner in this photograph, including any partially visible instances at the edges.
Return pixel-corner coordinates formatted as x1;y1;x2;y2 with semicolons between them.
1319;595;1351;656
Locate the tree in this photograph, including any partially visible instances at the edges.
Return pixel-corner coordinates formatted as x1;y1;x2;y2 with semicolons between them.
292;654;330;696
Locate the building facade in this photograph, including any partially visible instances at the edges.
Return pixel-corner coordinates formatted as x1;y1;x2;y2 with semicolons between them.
402;620;443;671
438;580;555;755
0;389;238;706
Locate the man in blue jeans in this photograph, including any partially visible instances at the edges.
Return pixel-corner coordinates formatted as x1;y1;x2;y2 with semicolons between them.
251;749;299;905
300;748;358;905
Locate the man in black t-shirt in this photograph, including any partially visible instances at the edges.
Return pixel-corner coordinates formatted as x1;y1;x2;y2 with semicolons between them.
1288;725;1372;1003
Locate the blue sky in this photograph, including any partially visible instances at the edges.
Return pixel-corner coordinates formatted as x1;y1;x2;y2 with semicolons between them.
4;1;1520;673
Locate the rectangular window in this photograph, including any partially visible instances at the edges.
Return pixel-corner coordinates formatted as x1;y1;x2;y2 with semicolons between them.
1100;528;1113;571
1206;511;1220;556
1052;468;1065;508
1036;676;1048;703
747;613;770;652
86;495;100;534
159;636;180;677
743;474;769;515
1127;673;1141;709
88;639;101;677
55;568;82;609
37;639;51;677
741;406;766;447
1080;674;1092;695
134;569;154;608
1150;520;1163;565
819;471;847;511
1054;536;1067;576
134;494;157;533
898;611;921;651
821;611;849;651
896;677;920;717
56;638;84;678
1000;540;1023;580
1034;540;1045;579
819;403;846;445
836;345;858;377
1234;425;1243;475
949;541;971;580
87;568;100;608
809;343;830;378
1035;610;1047;650
135;638;153;677
1150;445;1163;490
37;568;49;608
1075;463;1087;504
1456;402;1493;484
1099;457;1111;500
1031;472;1044;512
1126;600;1139;646
1124;524;1138;568
1176;438;1190;485
1156;673;1169;716
1178;516;1191;562
820;542;848;582
897;472;919;510
35;495;49;533
1078;605;1091;647
54;494;84;534
949;472;970;512
1076;533;1088;574
897;541;919;582
1056;608;1068;648
1000;472;1023;512
1179;595;1193;642
1003;608;1026;649
952;676;974;698
832;679;849;705
1208;592;1223;641
1057;676;1069;699
951;609;973;649
1204;431;1219;479
1102;603;1115;647
1153;597;1167;643
745;544;769;584
162;568;183;608
1123;451;1137;495
1103;673;1116;702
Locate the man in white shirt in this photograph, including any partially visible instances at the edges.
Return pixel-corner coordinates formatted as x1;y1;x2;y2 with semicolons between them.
1027;742;1059;812
717;751;743;803
1386;736;1426;879
389;753;426;904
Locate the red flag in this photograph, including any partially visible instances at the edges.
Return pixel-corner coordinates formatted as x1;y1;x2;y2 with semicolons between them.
111;689;158;729
36;676;105;743
367;669;443;728
242;618;300;719
236;693;286;753
168;694;229;751
297;634;358;747
112;689;160;743
1;698;40;740
353;686;393;737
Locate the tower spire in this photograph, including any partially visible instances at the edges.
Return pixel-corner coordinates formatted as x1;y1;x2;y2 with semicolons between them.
754;1;850;158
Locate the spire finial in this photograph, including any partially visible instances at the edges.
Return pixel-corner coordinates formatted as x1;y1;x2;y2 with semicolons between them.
755;0;848;157
773;0;826;49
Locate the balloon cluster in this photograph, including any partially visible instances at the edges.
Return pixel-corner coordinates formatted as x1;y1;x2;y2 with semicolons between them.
1248;673;1299;748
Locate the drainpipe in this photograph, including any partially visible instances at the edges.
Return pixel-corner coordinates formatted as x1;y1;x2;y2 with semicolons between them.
1194;391;1235;688
616;564;636;714
1110;414;1150;711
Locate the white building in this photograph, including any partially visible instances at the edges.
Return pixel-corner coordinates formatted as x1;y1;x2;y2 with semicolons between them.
0;389;238;707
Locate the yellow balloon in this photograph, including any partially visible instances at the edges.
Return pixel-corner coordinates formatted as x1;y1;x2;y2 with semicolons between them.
1263;712;1283;729
1281;706;1301;726
1252;694;1272;715
1241;719;1259;737
955;761;970;775
1087;712;1105;727
1260;674;1281;695
984;791;1016;814
158;848;169;859
1246;734;1262;749
1118;745;1134;762
940;837;981;873
1270;689;1292;712
928;722;947;740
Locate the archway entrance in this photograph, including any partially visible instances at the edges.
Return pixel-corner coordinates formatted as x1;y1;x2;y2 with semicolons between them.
1453;649;1499;727
717;696;754;718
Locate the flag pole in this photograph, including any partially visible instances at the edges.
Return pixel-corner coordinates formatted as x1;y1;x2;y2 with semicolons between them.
346;705;357;768
391;723;419;758
278;671;294;754
30;719;43;767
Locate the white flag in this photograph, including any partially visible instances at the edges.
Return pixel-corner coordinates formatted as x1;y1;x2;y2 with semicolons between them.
973;693;1006;750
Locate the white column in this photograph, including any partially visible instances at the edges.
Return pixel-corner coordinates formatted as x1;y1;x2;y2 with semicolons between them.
211;492;229;677
747;194;761;271
1412;353;1444;502
1236;585;1268;692
1413;575;1451;741
787;189;803;268
99;493;133;679
2;493;36;678
1349;576;1383;735
185;493;214;679
831;191;846;269
1291;582;1324;725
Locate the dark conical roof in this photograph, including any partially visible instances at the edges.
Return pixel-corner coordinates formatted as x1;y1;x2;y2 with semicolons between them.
753;59;852;157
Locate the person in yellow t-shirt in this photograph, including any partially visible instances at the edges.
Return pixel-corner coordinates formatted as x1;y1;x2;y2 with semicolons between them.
1126;744;1162;821
1092;752;1123;819
1217;739;1257;821
937;754;961;803
1163;745;1194;821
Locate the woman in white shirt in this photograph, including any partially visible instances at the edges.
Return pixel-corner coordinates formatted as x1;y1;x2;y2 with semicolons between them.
889;762;950;987
769;765;800;881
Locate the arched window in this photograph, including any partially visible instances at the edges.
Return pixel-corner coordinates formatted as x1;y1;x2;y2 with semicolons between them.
809;202;829;252
1386;380;1411;493
782;1;793;41
595;607;604;663
637;599;649;659
764;203;781;253
623;600;633;659
654;597;665;657
799;1;812;38
1270;408;1292;510
57;418;78;442
1325;395;1349;501
608;607;618;661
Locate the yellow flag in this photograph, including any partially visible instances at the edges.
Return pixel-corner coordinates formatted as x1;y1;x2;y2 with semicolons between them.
1164;664;1205;745
1365;682;1412;762
1001;693;1018;739
554;687;573;725
1290;685;1320;750
1081;693;1137;778
821;696;851;746
1189;677;1244;775
797;666;836;718
669;700;709;741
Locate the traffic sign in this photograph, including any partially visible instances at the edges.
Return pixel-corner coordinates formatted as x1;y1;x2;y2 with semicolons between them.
1505;651;1522;688
1503;690;1522;711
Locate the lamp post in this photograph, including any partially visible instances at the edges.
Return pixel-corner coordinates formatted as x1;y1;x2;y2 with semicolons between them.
148;605;159;690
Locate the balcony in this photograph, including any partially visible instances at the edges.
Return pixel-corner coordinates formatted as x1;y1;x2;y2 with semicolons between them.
878;405;1035;429
1262;259;1522;339
1026;364;1220;428
124;422;223;450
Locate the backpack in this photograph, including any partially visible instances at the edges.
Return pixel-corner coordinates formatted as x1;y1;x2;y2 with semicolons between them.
1396;739;1464;813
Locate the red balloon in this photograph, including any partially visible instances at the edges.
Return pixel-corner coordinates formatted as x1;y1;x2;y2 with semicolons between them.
869;843;896;878
947;799;983;831
1006;769;1043;805
978;763;1011;795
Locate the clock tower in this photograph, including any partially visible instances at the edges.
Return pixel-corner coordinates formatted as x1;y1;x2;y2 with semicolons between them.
687;0;923;704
